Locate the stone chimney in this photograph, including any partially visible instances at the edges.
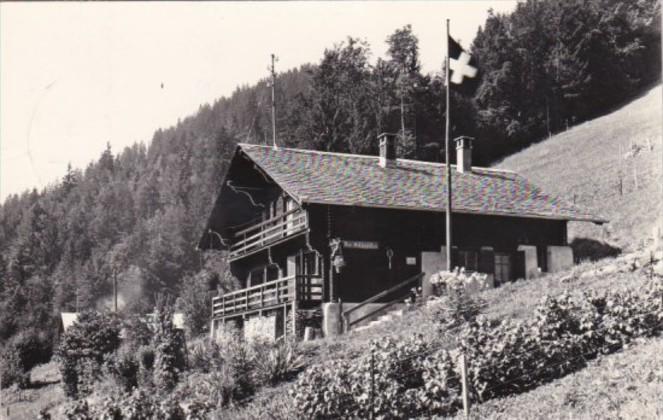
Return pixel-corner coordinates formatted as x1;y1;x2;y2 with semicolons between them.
378;132;397;168
455;136;474;173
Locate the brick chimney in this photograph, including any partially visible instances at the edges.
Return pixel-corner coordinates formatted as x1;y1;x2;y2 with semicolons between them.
378;132;397;168
455;136;474;173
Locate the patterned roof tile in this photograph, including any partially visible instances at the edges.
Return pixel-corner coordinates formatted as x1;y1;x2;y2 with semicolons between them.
239;143;607;223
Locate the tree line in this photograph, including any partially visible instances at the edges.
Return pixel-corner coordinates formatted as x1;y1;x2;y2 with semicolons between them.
0;0;659;356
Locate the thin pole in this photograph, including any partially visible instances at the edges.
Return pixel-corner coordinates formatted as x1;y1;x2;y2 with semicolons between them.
460;352;470;418
370;346;375;420
400;65;406;140
445;19;453;271
270;53;278;150
113;269;118;313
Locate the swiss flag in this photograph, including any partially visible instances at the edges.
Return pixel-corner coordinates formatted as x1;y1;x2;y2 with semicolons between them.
449;36;479;95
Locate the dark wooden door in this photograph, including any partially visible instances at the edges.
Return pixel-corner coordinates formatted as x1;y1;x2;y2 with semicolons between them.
340;249;391;302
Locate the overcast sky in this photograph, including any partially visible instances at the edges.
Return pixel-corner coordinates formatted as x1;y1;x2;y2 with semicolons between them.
0;1;518;202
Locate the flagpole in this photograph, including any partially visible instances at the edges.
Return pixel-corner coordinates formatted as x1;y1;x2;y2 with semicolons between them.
445;18;453;271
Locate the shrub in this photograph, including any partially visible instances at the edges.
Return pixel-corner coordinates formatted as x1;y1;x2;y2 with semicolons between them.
152;296;187;394
254;339;304;385
178;271;218;337
0;347;29;389
291;336;441;418
426;269;486;331
63;399;92;420
0;327;52;389
136;344;156;389
187;339;223;373
103;347;139;392
55;311;121;398
220;331;257;399
290;278;663;418
172;369;234;413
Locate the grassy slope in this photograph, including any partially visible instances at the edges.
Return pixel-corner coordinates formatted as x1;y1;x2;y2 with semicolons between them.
453;337;663;420
217;254;659;418
495;84;663;251
1;362;64;420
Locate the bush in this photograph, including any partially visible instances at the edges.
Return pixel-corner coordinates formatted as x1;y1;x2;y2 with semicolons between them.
152;300;187;394
254;339;304;386
291;336;443;418
103;347;139;392
55;311;121;398
0;348;29;389
0;327;53;389
63;399;92;420
172;369;234;414
425;269;487;331
290;278;663;418
136;344;156;390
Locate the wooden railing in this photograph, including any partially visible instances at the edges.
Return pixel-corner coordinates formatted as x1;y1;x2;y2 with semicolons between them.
229;209;308;260
342;272;424;333
212;274;322;319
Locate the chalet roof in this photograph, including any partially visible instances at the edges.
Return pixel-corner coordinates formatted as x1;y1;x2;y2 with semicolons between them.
237;143;607;224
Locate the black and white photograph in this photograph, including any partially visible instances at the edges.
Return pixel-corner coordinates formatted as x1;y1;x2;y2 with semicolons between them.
1;1;662;418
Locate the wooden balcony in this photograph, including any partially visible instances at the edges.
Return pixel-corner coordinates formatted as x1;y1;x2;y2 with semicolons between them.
229;208;308;260
212;274;323;319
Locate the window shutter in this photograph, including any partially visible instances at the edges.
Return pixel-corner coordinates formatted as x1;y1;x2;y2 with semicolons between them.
450;247;459;270
514;251;526;280
479;248;495;274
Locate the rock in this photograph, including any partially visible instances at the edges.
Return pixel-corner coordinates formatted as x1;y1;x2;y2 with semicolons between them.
580;269;599;279
654;261;663;277
560;274;574;283
304;326;315;341
600;264;619;276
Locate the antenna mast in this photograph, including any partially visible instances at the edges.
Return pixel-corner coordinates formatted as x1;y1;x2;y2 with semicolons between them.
270;54;278;149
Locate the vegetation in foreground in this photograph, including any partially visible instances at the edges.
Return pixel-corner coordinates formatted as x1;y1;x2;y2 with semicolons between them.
454;337;663;419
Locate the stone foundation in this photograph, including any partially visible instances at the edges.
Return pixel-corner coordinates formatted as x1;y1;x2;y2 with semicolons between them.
244;314;277;342
547;245;574;273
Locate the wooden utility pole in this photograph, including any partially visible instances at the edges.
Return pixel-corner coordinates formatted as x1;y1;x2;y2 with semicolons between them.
460;352;470;419
400;65;407;141
445;19;453;271
270;54;278;150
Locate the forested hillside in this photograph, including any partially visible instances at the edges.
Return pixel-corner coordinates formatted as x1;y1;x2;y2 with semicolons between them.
0;0;659;358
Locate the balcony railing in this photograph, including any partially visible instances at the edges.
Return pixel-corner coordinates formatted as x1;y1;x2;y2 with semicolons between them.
229;208;308;260
212;274;323;319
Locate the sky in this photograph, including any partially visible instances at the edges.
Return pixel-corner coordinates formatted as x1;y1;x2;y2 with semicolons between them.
0;1;518;202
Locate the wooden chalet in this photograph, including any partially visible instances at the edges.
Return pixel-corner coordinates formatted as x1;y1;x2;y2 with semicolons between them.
199;133;606;340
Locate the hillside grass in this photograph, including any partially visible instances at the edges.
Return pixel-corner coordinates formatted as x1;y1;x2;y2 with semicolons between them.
495;84;662;251
454;336;663;420
1;362;64;420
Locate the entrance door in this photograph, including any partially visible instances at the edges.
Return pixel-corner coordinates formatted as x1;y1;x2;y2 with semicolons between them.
494;253;511;286
340;250;391;302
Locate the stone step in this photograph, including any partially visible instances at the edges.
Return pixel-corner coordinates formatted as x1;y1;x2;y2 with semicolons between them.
351;307;406;334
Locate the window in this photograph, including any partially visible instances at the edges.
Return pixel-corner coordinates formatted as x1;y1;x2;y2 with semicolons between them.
457;249;478;272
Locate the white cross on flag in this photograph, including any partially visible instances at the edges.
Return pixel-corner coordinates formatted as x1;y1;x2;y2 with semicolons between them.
449;36;479;94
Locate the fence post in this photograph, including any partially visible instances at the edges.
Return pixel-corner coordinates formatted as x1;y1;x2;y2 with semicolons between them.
460;352;470;419
633;164;638;190
370;345;375;420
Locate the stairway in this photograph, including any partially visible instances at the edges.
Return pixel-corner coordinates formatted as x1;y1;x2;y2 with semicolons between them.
352;308;405;333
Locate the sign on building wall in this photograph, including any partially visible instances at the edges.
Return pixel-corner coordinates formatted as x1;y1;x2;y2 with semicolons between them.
343;240;379;250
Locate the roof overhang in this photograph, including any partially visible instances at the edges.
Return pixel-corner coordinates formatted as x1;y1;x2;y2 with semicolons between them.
302;199;608;224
